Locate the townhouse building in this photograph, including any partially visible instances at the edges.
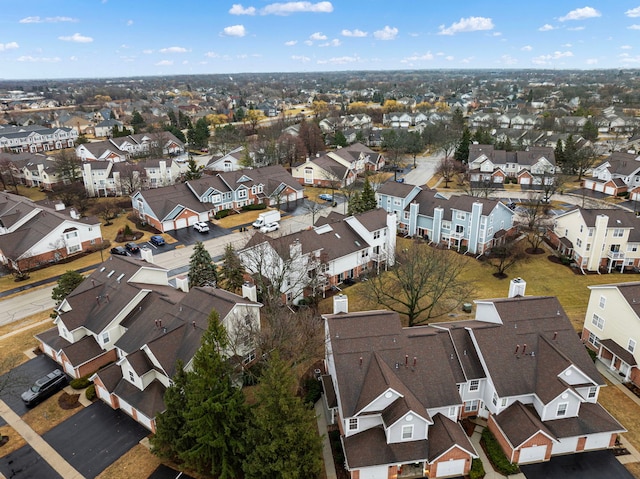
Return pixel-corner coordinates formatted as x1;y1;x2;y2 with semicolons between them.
468;145;556;186
0;124;78;153
583;151;640;198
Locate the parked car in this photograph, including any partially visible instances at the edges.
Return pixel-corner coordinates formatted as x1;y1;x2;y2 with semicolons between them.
125;242;140;253
318;193;333;201
149;235;165;246
110;246;129;256
194;222;210;233
21;369;67;407
260;222;280;233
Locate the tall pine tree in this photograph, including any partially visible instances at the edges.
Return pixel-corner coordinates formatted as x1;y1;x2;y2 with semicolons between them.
188;241;217;288
180;311;249;479
219;243;245;294
360;176;377;212
243;353;323;479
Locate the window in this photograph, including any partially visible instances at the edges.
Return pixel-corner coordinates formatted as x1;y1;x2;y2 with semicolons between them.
588;228;594;237
501;398;508;407
591;314;604;330
456;211;466;220
128;370;135;382
576;238;582;248
588;332;601;348
401;425;414;440
557;402;568;417
348;418;358;431
588;386;597;399
469;379;479;391
628;244;639;252
464;400;479;412
455;225;464;234
492;391;498;406
393;199;401;206
238;189;247;199
613;228;624;238
448;406;457;417
101;331;110;344
373;230;381;240
628;338;636;353
586;243;591;251
599;296;606;309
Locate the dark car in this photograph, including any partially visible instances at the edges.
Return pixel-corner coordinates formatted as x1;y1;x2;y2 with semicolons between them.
125;242;140;253
149;235;165;246
21;369;67;407
110;246;129;256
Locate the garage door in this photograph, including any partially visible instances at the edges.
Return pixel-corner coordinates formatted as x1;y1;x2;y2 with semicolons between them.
175;218;187;230
552;436;578;455
64;360;75;377
162;221;174;232
520;177;531;185
519;445;547;464
137;411;153;431
594;183;605;192
96;385;109;402
604;187;615;195
187;216;198;226
359;464;388;479
436;459;466;477
585;433;612;450
120;398;133;415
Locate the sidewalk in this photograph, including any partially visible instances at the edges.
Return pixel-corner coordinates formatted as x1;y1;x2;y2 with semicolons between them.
315;399;337;479
0;399;85;479
469;421;526;479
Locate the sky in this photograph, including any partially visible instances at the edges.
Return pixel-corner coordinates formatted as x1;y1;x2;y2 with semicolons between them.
2;1;640;80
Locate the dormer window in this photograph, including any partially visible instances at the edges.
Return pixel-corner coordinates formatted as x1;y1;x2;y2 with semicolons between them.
469;379;480;391
557;402;568;417
401;425;414;440
348;418;358;431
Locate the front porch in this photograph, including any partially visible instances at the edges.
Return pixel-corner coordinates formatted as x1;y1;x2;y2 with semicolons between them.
597;339;637;384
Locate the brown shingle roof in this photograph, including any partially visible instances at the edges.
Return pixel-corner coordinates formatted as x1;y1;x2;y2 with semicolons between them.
342;426;429;469
428;414;477;461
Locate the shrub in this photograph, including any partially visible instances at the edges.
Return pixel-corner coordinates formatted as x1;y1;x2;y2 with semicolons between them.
123;224;134;237
242;203;267;211
70;377;92;389
469;458;486;479
480;428;520;475
302;376;322;405
586;346;597;362
86;384;96;401
215;209;232;219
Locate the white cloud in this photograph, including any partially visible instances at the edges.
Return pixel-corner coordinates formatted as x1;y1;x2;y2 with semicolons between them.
492;32;502;36
291;54;311;62
284;40;297;46
159;46;188;53
229;4;256;15
620;54;640;64
373;26;398;40
341;28;367;37
438;16;494;35
17;55;60;62
567;26;585;31
562;43;573;47
204;51;220;58
261;1;333;15
559;6;600;21
628;24;640;29
69;56;78;61
19;16;77;23
126;20;134;26
626;6;640;17
317;55;360;65
499;54;518;65
0;42;19;51
221;25;246;37
155;60;173;66
58;33;93;43
445;55;454;61
304;40;313;46
309;32;327;41
319;39;341;47
539;24;555;31
401;52;434;63
621;45;633;50
521;45;533;51
586;58;598;64
532;50;574;64
142;49;154;54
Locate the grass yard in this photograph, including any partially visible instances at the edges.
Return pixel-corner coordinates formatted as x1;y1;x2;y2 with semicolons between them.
626;462;640;478
318;238;638;330
598;378;640;453
215;208;266;229
21;391;84;436
0;425;27;458
0;311;53;375
95;443;162;479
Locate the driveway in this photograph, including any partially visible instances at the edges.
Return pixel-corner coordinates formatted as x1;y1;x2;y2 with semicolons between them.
167;223;232;245
0;444;62;479
148;464;196;479
520;450;634;479
42;401;149;478
402;151;444;186
0;354;61;421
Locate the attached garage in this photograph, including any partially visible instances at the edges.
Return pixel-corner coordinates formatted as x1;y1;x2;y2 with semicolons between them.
519;177;531;185
162;220;174;232
594;182;605;193
175;218;187;230
187;216;199;226
552;437;578;455
604;186;615;196
137;411;154;431
518;445;547;464
585;433;612;450
358;464;389;479
120;398;134;415
96;384;109;402
435;458;466;477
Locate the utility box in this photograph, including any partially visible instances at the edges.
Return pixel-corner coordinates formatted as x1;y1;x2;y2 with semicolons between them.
462;303;473;313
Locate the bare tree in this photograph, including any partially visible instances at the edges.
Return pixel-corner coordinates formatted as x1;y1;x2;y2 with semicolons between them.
95;199;119;226
574;146;599;182
302;199;325;225
487;240;525;278
53;148;83;184
116;163;145;195
364;242;473;327
436;157;459;188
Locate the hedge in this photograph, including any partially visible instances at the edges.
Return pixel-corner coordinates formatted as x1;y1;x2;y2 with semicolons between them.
242;203;267;211
215;209;232;219
70;377;92;389
469;458;486;479
480;428;520;475
86;384;96;401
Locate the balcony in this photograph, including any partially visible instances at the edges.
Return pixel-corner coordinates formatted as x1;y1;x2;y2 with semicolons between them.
607;251;625;260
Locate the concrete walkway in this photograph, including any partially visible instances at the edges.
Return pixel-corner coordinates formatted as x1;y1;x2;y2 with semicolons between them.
0;399;85;479
315;399;337;479
469;422;526;479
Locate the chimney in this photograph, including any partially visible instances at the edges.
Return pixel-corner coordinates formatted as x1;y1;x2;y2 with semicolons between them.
140;246;154;263
508;277;526;298
192;321;196;329
333;294;348;314
242;282;257;302
175;275;189;293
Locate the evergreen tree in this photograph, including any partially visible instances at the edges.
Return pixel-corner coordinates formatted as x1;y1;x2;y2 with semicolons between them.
184;157;204;181
151;361;192;461
131;110;145;133
554;139;565;167
51;270;84;305
347;191;363;215
243;353;323;479
452;107;465;132
454;127;471;162
187;117;210;149
582;119;599;142
164;125;186;143
360;177;377;212
563;134;578;174
472;127;493;145
180;311;248;479
219;244;245;294
188;241;217;288
333;130;347;147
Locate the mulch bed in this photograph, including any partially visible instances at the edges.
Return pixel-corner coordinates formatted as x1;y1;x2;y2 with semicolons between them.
58;392;81;410
0;436;8;447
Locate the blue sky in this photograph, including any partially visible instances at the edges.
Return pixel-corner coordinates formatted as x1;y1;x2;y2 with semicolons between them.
2;1;640;79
